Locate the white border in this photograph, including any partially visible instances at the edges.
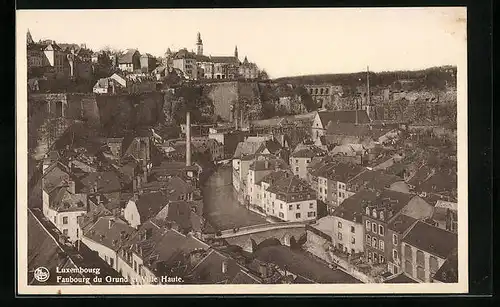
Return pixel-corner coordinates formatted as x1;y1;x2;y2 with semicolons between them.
16;8;468;295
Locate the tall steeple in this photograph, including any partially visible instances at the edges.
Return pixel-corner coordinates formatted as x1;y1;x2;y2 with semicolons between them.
234;45;238;59
27;29;34;45
196;32;203;55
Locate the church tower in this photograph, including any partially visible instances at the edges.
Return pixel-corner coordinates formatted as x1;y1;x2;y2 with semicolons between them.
234;45;239;59
27;29;34;45
196;32;203;56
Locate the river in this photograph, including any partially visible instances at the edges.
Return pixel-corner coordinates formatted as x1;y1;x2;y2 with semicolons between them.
202;165;267;231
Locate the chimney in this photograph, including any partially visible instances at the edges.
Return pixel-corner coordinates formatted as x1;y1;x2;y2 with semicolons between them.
68;180;75;194
222;260;228;274
186;111;192;166
108;218;115;229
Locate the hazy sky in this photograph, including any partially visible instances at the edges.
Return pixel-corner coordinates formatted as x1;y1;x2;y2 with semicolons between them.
18;8;466;78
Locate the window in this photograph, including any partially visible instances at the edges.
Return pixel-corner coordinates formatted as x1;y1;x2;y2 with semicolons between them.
429;256;439;275
365;207;370;215
351;237;355;244
338;233;343;241
404;244;413;260
351;226;355;233
295;167;299;172
365;220;371;231
379;240;385;251
309;203;313;209
416;250;425;266
289;205;293;210
394;266;399;274
295;159;299;164
372;222;377;233
372;209;377;218
405;260;413;275
417;266;425;281
63;229;68;236
279;212;284;218
379;255;385;263
76;228;79;238
393;249;399;261
338;222;342;229
372;237;377;247
393;234;398;245
366;234;371;246
380;211;385;220
296;213;301;219
307;212;315;217
110;257;114;267
319;187;323;193
368;252;372;261
62;216;68;225
296;204;301;210
134;260;137;273
373;252;378;264
379;225;385;236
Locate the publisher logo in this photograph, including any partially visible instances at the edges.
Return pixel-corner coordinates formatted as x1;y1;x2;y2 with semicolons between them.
34;267;50;283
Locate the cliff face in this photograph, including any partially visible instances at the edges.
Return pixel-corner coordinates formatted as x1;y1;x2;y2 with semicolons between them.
205;81;262;123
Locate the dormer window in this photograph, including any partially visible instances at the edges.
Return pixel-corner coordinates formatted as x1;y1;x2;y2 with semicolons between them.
380;211;385;220
365;207;370;215
372;209;377;218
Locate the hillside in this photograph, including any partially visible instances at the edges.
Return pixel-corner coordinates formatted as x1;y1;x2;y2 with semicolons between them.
273;66;457;90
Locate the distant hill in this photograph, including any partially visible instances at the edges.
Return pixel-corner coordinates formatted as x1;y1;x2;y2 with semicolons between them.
273;66;457;90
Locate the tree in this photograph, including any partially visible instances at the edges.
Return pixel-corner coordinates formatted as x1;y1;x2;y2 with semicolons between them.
295;86;317;112
258;69;269;80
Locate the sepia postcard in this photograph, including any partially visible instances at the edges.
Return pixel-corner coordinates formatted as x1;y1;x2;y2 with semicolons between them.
16;7;468;295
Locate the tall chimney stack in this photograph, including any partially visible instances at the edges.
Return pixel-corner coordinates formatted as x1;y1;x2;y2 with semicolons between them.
366;66;371;118
186;111;192;166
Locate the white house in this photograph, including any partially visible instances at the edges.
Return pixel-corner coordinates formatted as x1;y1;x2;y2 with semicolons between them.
246;157;287;207
264;173;317;222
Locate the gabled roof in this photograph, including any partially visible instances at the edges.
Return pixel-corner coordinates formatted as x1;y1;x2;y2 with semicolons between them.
387;214;418;234
48;187;87;212
118;49;139;64
316;162;365;183
233;141;265;159
249;158;287;172
432;248;458;283
347;170;404;191
134;192;169;223
317;110;371;127
291;146;326;158
258;170;292;185
83;216;135;251
42;161;71;193
402;221;458;259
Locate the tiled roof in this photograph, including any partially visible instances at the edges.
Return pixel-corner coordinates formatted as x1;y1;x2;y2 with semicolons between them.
291;146;326;158
414;171;457;197
42;161;71;193
122;221;209;276
135;192;169;223
48;187;87;212
118;49;139;64
347;170;404;191
266;175;316;202
83;216;135;251
254;245;362;283
333;190;378;222
258;170;292;185
187;249;253;284
432;248;458;283
173;49;196;60
79;171;121;194
326;122;394;139
316;162;365;183
363;189;415;215
233;141;265;158
387;214;418;234
402;221;458;259
317;110;371;127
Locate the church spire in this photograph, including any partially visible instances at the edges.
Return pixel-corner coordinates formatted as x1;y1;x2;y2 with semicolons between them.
234;45;238;59
27;29;34;45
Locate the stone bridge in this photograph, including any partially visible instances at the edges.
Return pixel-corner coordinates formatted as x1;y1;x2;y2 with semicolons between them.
216;222;308;253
